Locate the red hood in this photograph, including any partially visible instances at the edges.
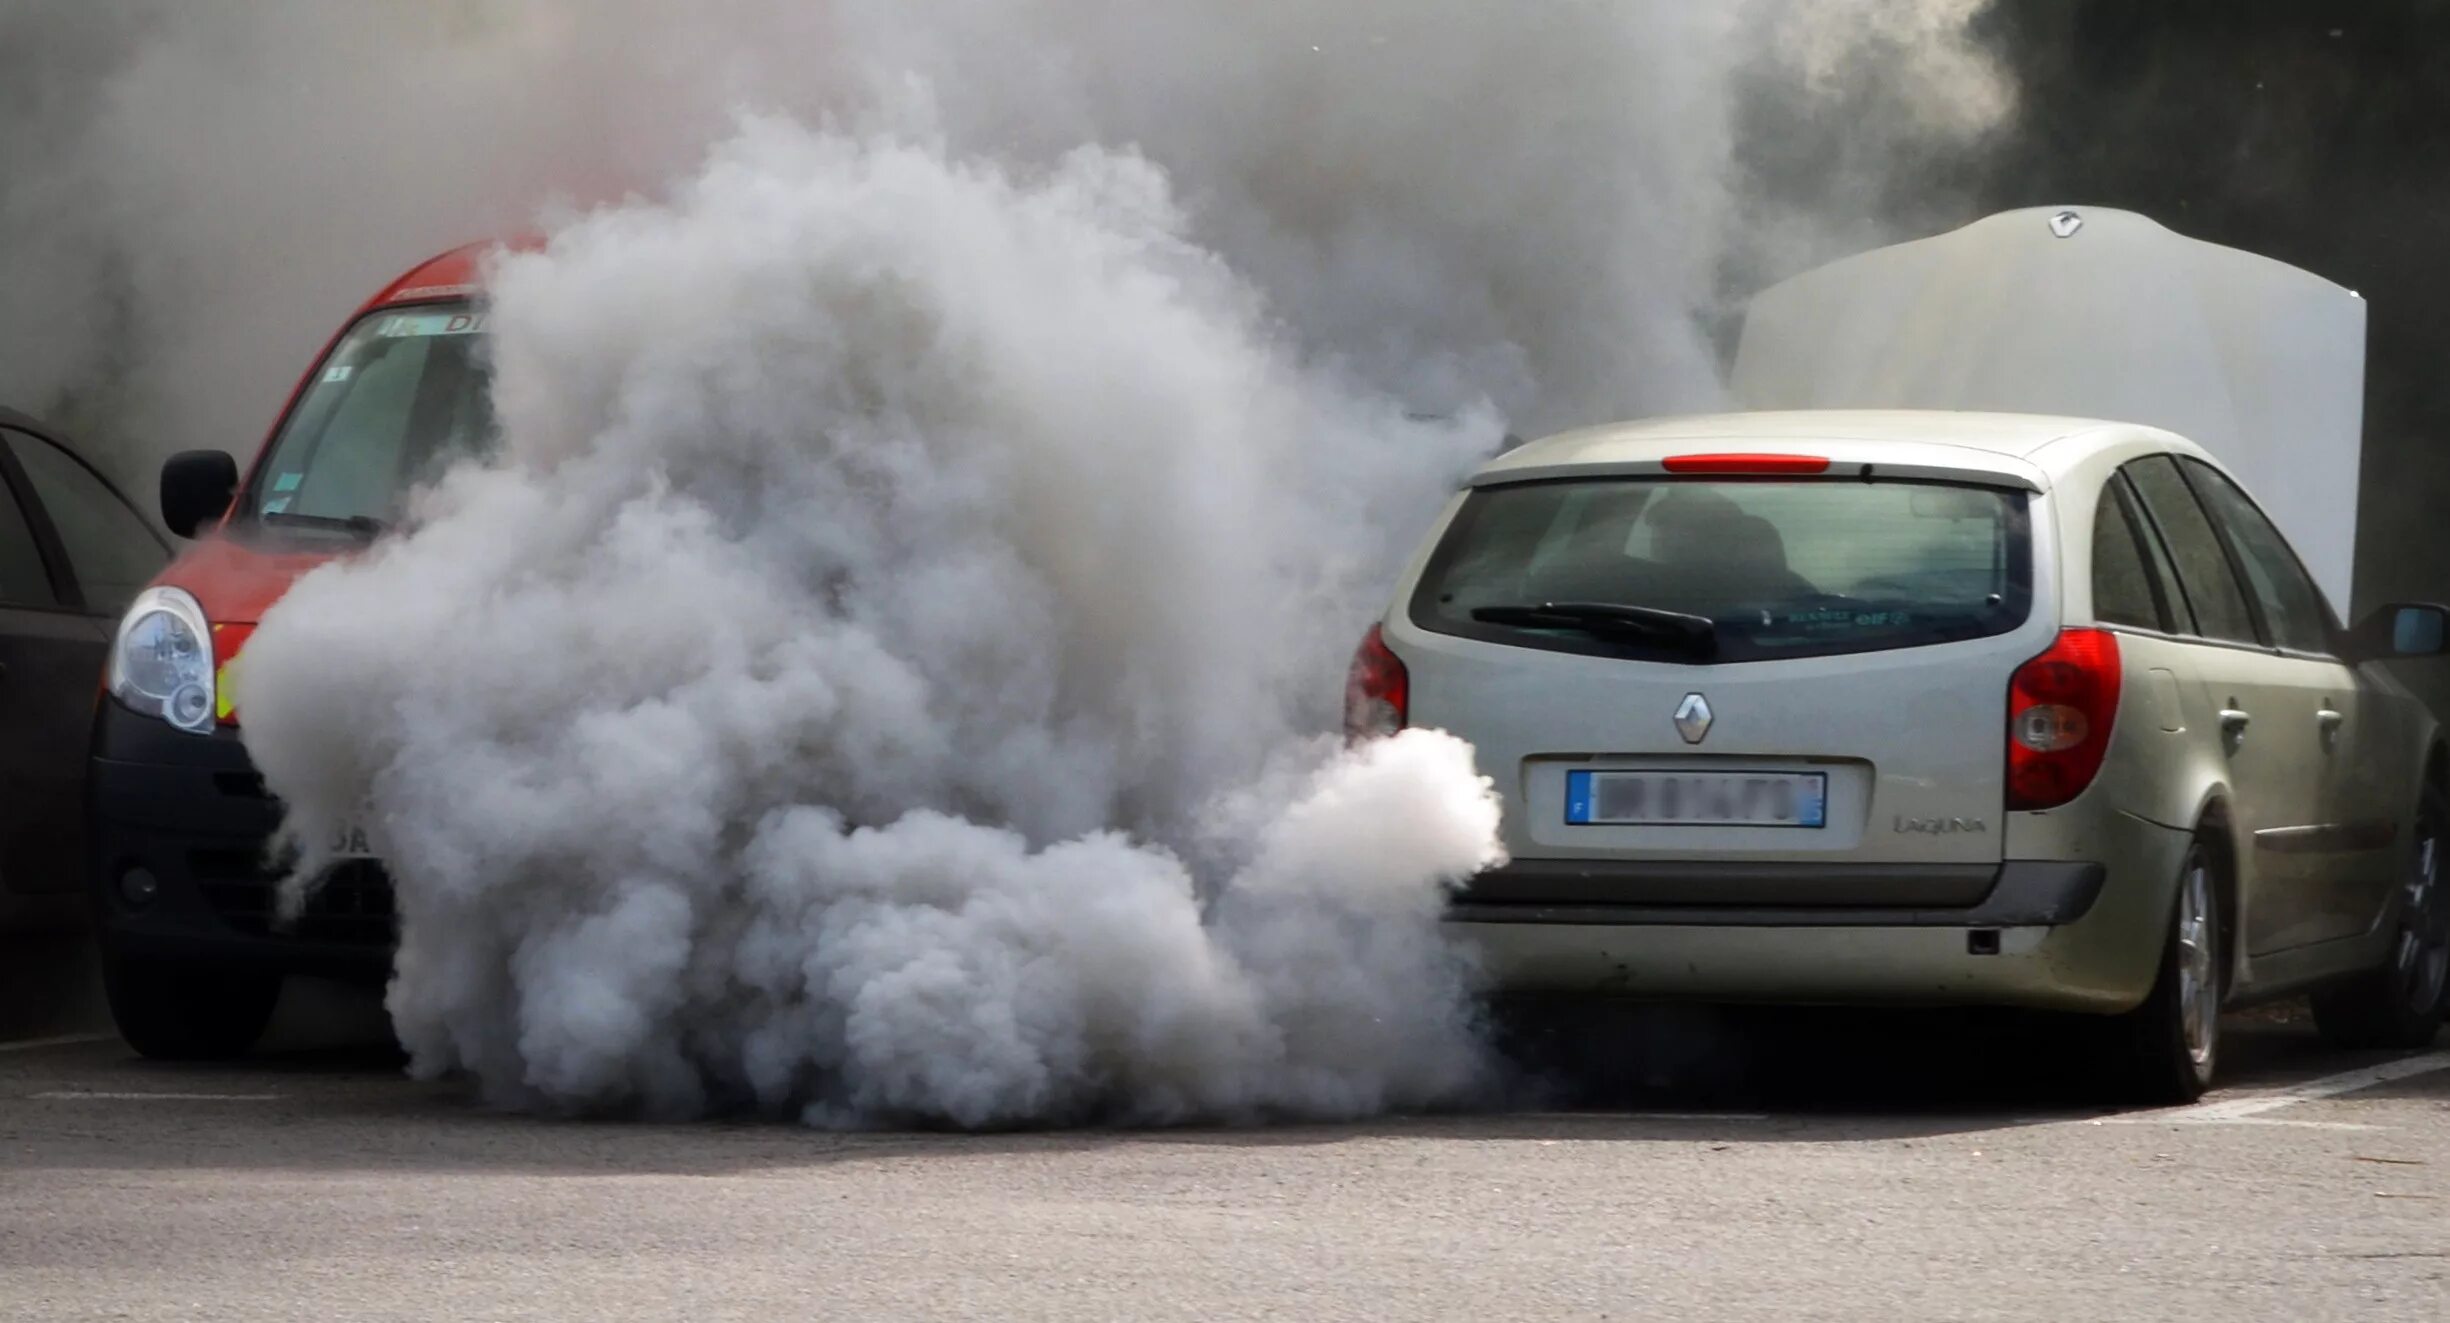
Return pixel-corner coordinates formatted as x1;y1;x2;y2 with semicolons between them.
155;534;345;727
157;533;342;627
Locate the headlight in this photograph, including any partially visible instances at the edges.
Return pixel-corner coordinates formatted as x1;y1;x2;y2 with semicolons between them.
109;587;216;734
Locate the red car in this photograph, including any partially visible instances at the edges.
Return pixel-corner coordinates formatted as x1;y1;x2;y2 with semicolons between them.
88;244;499;1058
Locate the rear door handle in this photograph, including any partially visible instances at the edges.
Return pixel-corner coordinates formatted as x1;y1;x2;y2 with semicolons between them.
2219;708;2252;731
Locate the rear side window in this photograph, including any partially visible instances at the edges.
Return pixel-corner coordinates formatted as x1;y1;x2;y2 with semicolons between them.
2123;456;2259;645
1409;478;2032;664
2180;459;2334;654
2090;482;2166;631
4;429;166;615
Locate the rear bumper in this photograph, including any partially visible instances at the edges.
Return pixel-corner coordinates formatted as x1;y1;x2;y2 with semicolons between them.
1454;859;2104;925
1448;825;2192;1014
84;700;394;983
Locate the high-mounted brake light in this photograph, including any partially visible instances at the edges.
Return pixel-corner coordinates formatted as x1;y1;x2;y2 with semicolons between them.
2006;628;2122;811
1344;624;1409;741
1661;453;1832;475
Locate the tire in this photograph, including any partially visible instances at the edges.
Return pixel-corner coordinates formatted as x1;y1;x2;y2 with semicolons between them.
2312;784;2450;1051
2103;840;2224;1105
101;951;281;1061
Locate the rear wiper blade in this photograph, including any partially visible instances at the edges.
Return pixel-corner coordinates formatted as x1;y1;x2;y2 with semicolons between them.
1470;601;1717;655
261;510;388;539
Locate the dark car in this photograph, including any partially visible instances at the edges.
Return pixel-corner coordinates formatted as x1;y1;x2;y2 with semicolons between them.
0;410;171;935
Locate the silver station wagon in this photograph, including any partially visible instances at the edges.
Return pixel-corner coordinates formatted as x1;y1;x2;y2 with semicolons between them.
1350;409;2450;1101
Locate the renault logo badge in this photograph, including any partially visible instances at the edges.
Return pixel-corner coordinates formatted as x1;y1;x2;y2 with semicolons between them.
2048;209;2084;238
1674;693;1714;745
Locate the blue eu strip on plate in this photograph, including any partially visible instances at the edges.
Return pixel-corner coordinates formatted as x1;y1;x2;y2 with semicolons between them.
1566;770;1596;825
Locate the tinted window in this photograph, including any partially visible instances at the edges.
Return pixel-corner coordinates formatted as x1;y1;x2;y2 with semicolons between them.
1410;478;2031;664
5;429;167;614
2124;456;2259;645
2091;482;2165;630
2126;477;2197;635
249;302;495;532
2182;459;2334;654
0;472;55;607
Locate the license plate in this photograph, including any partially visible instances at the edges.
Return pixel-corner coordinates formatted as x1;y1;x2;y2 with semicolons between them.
1565;770;1827;828
328;822;378;860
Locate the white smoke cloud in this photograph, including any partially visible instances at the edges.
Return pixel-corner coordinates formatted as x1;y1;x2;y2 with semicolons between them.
235;121;1508;1124
10;1;2014;1125
2;0;2010;477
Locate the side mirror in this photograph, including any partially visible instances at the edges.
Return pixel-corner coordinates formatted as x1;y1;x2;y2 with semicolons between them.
2354;602;2450;658
159;450;238;539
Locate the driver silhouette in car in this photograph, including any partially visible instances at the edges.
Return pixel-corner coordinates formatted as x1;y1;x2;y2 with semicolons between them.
1639;489;1819;611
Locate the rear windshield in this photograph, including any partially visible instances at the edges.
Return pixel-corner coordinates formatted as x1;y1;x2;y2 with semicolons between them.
1409;478;2032;664
243;301;495;537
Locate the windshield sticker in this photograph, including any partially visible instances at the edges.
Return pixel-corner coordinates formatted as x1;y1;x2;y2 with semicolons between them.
321;364;354;384
272;473;302;492
263;496;293;515
376;310;487;338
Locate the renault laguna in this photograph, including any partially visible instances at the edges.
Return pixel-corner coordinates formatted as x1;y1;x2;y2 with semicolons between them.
1351;408;2450;1102
1349;206;2450;1104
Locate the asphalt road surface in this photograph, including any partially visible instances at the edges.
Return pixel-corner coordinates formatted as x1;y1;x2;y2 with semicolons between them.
4;985;2447;1322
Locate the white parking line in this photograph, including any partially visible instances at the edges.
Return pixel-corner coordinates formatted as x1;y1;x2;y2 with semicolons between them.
2143;1117;2384;1131
2130;1050;2450;1125
1510;1111;1773;1124
0;1033;112;1054
28;1090;282;1102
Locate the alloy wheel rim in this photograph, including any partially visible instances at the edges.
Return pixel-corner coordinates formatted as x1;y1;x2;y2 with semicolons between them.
2177;858;2217;1067
2396;817;2450;1017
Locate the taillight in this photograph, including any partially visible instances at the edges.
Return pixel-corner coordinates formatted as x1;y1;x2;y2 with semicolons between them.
1661;453;1832;475
1344;624;1408;741
2007;628;2122;811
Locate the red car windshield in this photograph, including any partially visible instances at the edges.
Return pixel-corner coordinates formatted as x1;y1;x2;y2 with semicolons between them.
246;301;496;533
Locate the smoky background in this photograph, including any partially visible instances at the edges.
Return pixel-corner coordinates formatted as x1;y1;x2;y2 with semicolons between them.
0;0;2010;492
0;0;2020;1125
7;1;2443;1123
1758;1;2450;710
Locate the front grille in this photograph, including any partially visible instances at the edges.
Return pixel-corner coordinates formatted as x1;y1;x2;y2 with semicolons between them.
190;850;398;946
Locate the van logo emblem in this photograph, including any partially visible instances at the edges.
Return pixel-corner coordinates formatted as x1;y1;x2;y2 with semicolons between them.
1674;693;1714;745
2048;209;2084;238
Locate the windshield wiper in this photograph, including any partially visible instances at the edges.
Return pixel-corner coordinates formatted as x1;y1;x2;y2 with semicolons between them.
260;510;389;540
1470;601;1718;657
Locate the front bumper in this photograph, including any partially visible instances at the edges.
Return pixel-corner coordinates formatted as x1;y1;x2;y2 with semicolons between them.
85;699;394;983
1448;819;2193;1015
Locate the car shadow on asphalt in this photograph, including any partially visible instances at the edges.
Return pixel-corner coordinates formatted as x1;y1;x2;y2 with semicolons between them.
20;986;2421;1175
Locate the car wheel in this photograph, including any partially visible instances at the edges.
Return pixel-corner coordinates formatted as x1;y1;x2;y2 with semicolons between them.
2105;840;2223;1105
101;951;281;1061
2312;784;2450;1051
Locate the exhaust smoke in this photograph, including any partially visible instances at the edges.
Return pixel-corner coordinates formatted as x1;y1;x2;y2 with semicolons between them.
239;124;1509;1124
13;1;2012;1126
